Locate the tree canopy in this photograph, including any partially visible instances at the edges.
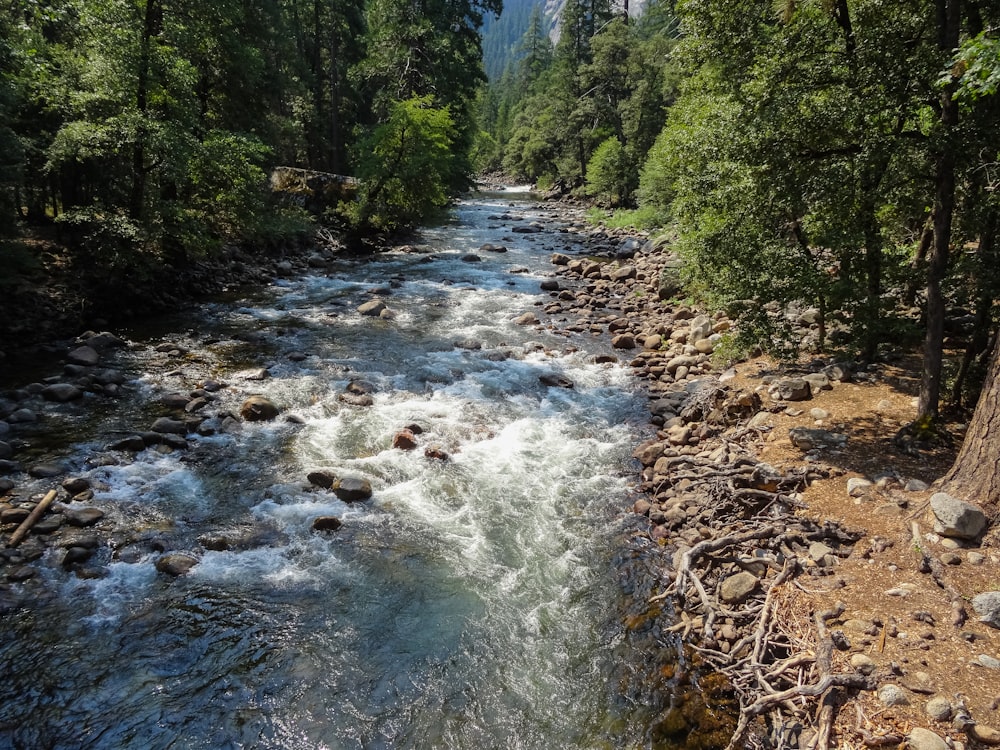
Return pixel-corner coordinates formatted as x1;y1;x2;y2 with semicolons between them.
0;0;497;270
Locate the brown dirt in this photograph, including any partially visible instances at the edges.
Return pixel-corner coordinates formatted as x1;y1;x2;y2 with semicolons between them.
727;354;1000;744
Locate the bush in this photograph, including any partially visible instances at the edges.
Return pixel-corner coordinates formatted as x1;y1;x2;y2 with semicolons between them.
352;96;456;231
585;136;635;206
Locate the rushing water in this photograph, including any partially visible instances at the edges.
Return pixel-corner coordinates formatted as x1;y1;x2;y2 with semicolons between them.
0;193;675;749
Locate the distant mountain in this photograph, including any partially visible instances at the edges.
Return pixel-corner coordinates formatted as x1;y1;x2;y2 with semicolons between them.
480;0;645;81
480;0;540;81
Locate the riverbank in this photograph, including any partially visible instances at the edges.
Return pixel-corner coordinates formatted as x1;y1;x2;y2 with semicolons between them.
536;208;1000;749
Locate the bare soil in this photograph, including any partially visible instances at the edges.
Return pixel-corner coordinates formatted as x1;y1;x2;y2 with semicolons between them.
728;354;1000;744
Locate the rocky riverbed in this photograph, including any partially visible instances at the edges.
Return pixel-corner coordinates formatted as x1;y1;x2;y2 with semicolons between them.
2;195;999;749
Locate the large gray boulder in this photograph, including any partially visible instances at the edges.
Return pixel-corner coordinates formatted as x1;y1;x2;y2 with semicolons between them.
972;591;1000;628
773;378;811;401
930;492;987;539
67;345;100;366
357;299;387;317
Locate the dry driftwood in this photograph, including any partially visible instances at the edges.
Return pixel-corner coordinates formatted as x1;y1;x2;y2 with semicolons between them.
7;489;58;547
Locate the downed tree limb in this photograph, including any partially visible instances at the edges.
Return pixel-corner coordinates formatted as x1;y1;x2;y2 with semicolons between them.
725;674;876;750
7;489;58;547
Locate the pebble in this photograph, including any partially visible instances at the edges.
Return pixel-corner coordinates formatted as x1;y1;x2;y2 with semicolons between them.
940;552;962;565
878;684;910;706
974;654;1000;670
850;653;876;675
925;696;952;722
968;551;986;565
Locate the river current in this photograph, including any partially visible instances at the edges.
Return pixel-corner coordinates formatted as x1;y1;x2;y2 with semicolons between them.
0;193;672;749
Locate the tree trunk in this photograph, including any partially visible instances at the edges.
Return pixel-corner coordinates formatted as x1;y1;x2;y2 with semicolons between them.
951;214;998;407
902;219;933;306
130;0;160;221
941;338;1000;514
918;0;961;421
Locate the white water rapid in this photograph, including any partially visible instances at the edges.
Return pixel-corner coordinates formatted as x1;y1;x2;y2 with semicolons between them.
0;194;676;749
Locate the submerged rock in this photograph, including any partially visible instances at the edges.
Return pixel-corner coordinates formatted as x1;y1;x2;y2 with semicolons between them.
312;516;342;532
393;429;418;450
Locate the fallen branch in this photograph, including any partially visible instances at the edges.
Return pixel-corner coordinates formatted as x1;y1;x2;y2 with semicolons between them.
7;489;58;547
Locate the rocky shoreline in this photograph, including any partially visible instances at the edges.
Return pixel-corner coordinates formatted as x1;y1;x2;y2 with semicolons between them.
530;211;1000;749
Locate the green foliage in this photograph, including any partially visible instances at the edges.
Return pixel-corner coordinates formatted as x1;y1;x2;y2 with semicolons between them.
56;206;153;276
1;0;495;280
950;34;1000;100
636;0;989;359
586;136;634;206
710;333;753;369
352;96;456;230
486;1;676;189
166;132;272;255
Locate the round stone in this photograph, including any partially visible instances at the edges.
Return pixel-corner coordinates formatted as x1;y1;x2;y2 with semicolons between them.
877;684;909;707
925;696;952;722
850;653;876;675
907;728;948;750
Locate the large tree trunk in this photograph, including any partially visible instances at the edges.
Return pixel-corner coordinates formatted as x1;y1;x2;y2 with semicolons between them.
941;339;1000;515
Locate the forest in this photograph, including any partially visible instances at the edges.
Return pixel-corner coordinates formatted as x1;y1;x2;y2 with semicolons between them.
2;0;1000;444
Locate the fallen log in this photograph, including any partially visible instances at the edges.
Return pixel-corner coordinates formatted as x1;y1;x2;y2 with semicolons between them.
6;489;58;547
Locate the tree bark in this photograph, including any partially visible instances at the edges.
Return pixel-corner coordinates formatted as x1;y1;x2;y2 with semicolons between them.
129;0;161;221
918;0;961;421
941;338;1000;514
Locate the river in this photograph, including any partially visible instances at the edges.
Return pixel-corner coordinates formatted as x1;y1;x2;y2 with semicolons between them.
0;192;679;749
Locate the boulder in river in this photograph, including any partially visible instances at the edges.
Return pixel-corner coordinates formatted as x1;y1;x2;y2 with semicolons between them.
155;552;199;577
393;429;418;450
539;373;574;389
312;516;342;532
358;299;387;317
67;345;100;367
333;476;373;503
151;417;188;435
62;476;91;495
424;446;449;461
240;396;280;422
307;470;337;489
62;506;105;527
109;435;147;452
42;383;84;402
